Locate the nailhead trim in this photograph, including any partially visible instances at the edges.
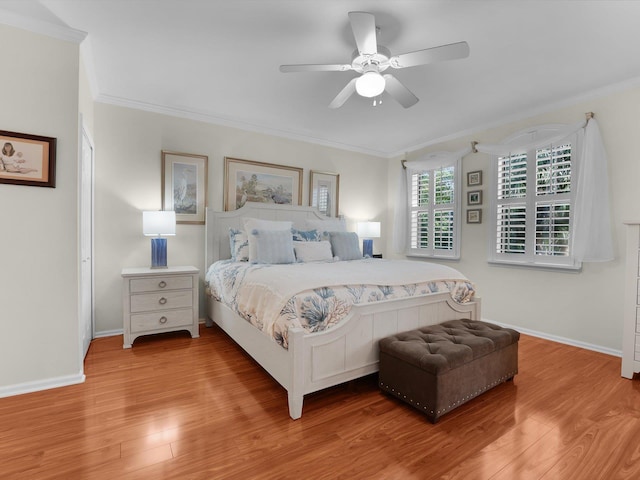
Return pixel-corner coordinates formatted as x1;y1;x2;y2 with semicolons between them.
379;369;517;418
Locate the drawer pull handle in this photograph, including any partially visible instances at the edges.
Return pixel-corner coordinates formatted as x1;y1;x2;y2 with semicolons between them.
159;316;168;324
159;297;167;305
158;281;167;288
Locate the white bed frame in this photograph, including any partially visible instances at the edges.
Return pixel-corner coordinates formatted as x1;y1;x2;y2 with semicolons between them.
205;203;481;419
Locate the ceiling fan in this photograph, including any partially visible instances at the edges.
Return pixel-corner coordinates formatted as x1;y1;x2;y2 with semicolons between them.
280;11;470;109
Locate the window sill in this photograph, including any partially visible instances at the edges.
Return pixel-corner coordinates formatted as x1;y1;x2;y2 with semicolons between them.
405;252;460;261
488;258;582;272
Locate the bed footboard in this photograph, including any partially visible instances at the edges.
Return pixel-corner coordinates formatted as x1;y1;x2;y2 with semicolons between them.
286;292;480;419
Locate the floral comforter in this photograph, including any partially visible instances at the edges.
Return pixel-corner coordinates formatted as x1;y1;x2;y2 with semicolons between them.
205;258;475;349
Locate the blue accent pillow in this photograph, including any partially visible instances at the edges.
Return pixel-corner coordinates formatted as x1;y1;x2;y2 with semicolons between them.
229;228;249;261
291;228;321;242
250;229;296;264
329;231;362;261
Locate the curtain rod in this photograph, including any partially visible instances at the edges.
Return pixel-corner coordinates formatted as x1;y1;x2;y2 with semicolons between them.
402;112;596;167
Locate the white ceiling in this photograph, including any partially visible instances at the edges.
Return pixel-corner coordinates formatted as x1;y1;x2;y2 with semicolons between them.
4;0;640;157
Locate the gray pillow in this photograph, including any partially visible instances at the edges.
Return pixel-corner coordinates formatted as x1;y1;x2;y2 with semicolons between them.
329;231;362;261
249;229;296;264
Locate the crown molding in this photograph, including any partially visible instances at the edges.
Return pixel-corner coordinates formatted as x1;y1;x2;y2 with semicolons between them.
0;8;86;43
95;93;389;158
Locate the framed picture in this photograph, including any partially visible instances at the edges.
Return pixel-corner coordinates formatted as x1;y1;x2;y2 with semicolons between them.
467;190;482;206
0;130;56;188
224;157;303;211
467;209;482;224
161;151;208;224
309;170;340;217
467;170;482;186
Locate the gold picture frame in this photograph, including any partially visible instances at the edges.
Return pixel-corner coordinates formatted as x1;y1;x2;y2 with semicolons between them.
161;151;208;224
309;170;340;217
0;130;56;188
224;157;303;211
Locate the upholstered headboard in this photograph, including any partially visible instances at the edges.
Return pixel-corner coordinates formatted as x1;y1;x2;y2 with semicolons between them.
205;202;331;271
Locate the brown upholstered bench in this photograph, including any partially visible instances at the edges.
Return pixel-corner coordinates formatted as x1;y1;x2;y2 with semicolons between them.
378;319;519;423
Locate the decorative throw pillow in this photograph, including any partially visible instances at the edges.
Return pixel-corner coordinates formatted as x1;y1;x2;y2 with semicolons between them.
229;228;249;262
244;218;293;263
249;229;296;264
329;231;362;261
291;228;322;242
293;240;333;262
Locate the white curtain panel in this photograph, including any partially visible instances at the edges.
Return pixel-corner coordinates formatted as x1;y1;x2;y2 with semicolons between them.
570;118;614;262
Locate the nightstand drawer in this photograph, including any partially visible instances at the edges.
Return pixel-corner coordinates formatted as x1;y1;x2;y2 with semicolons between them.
130;275;193;293
130;290;193;313
130;309;193;333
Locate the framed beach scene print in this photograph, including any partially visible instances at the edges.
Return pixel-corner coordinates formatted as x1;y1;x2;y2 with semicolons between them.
310;170;339;217
224;157;303;211
0;130;56;188
162;151;208;224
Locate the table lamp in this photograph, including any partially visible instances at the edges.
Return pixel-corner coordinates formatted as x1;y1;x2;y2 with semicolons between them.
143;211;176;268
357;221;381;258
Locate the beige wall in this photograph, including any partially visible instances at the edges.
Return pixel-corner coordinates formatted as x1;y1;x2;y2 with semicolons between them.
387;85;640;353
92;104;388;334
0;26;82;390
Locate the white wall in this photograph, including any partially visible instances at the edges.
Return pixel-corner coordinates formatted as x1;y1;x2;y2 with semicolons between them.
92;104;388;334
387;85;640;353
0;25;82;391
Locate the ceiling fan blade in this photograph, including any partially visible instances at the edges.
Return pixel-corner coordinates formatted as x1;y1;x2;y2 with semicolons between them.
390;41;470;69
348;11;377;55
280;64;351;73
383;74;419;108
329;78;357;109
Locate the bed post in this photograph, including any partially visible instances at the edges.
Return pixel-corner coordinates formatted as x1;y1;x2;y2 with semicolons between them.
287;326;305;420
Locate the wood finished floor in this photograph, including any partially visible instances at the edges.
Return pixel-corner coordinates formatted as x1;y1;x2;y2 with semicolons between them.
1;324;639;479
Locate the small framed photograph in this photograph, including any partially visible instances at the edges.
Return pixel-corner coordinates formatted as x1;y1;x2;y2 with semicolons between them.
467;190;482;206
310;170;340;217
467;209;482;224
162;151;208;224
0;130;56;188
224;157;303;211
467;170;482;186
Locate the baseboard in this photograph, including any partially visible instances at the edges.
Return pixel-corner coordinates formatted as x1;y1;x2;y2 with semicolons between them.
93;328;123;338
484;318;622;358
0;372;85;399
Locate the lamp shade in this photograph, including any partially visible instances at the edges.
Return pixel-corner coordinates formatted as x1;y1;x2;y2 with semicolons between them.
355;71;385;98
143;211;176;236
357;221;381;239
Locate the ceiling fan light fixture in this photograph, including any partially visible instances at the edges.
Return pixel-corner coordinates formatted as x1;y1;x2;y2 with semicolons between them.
355;71;385;98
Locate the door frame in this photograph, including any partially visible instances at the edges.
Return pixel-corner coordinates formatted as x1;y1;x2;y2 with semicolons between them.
79;115;95;360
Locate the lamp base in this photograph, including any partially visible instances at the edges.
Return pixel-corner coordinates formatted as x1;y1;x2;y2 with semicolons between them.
362;239;373;258
150;238;168;268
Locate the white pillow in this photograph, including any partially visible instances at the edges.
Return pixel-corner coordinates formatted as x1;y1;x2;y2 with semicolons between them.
249;229;296;264
244;218;293;263
329;231;362;261
304;218;346;234
293;240;333;262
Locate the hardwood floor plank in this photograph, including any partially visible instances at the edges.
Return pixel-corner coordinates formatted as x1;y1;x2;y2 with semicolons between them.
1;327;639;479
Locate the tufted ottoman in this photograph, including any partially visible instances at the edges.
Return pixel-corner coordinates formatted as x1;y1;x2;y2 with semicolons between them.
378;319;519;423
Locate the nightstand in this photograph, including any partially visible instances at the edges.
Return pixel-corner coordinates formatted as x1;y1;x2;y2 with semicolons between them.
122;266;200;348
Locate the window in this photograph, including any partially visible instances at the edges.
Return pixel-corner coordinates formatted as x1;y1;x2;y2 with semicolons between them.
490;126;579;269
407;161;460;258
